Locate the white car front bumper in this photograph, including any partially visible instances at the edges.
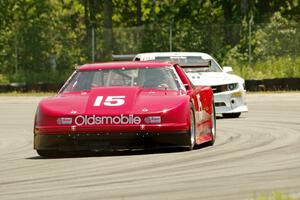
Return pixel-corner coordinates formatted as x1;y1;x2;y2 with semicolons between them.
214;89;248;114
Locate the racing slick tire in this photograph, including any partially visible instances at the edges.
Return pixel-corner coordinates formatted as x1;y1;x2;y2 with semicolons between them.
37;150;60;157
222;112;241;118
209;100;217;146
187;105;196;150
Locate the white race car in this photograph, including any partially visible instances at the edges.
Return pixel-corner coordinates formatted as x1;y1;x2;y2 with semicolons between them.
133;52;248;118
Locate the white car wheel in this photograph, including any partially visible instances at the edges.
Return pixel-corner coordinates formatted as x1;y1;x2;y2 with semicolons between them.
223;112;241;118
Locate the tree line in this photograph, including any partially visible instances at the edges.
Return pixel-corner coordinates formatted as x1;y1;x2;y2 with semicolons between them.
0;0;299;83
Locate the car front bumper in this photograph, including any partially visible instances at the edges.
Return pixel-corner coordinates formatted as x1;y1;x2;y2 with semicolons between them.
34;131;190;151
214;89;248;114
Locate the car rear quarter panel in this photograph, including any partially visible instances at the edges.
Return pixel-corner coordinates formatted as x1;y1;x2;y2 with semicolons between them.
174;64;214;144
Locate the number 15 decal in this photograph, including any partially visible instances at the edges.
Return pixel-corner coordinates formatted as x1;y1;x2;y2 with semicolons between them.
94;96;125;107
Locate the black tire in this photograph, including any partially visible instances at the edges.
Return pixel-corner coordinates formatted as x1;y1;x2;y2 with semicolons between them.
222;112;241;118
187;106;196;150
36;150;59;157
209;100;217;146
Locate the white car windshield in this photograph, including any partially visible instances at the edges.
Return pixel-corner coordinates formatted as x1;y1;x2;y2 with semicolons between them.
153;56;223;73
61;67;181;92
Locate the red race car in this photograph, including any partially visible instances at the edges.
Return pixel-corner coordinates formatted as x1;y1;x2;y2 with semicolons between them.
34;61;216;156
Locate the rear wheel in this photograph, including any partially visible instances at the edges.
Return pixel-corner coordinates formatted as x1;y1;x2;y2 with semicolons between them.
223;112;241;118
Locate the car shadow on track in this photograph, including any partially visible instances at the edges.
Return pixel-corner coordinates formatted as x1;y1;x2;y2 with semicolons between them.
26;144;212;160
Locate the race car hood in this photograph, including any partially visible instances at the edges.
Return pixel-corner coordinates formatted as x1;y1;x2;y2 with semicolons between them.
38;87;188;116
186;72;244;86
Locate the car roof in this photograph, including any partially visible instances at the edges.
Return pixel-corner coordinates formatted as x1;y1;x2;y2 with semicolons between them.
78;61;175;70
134;52;213;60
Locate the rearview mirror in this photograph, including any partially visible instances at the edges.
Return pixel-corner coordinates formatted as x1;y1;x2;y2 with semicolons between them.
223;66;233;73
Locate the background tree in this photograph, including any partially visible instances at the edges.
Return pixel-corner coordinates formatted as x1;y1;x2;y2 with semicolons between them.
0;0;299;83
103;0;113;59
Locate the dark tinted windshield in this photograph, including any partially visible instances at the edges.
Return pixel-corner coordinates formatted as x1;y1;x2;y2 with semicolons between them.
154;56;222;72
61;67;181;92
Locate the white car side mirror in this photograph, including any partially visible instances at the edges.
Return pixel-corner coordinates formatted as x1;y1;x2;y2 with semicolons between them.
223;66;233;73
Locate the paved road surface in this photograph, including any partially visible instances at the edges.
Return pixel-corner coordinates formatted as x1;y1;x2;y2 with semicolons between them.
0;93;299;200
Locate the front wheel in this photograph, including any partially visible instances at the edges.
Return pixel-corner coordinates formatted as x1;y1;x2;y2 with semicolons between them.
37;150;60;157
187;107;196;150
209;100;217;146
222;112;241;118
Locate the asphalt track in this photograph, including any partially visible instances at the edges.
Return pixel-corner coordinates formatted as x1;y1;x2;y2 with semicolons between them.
0;93;300;200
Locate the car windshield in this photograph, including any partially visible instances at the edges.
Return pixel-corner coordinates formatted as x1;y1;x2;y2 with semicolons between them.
61;67;181;92
154;56;222;73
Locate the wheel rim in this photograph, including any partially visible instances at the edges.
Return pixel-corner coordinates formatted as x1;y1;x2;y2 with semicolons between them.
190;110;195;146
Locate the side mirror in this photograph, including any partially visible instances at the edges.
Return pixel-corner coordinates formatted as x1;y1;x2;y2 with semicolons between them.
223;66;233;73
183;84;190;90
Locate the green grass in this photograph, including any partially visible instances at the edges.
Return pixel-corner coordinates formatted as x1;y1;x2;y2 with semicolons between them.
247;90;300;94
232;56;300;80
0;91;56;96
254;192;297;200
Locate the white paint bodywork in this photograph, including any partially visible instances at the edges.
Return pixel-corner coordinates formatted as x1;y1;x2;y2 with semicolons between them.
134;52;248;116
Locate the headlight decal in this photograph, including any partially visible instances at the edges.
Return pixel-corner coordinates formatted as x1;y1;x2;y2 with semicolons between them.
57;117;73;125
144;116;161;124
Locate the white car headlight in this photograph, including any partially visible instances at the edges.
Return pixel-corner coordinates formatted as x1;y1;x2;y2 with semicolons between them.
227;83;238;91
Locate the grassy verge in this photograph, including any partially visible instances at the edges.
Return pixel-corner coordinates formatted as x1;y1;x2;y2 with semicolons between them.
0;92;56;96
254;192;296;200
230;56;300;80
247;90;300;94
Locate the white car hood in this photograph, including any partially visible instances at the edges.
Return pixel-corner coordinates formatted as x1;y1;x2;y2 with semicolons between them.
186;72;244;86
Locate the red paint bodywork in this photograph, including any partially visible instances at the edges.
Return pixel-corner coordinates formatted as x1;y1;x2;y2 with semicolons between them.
34;61;214;150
